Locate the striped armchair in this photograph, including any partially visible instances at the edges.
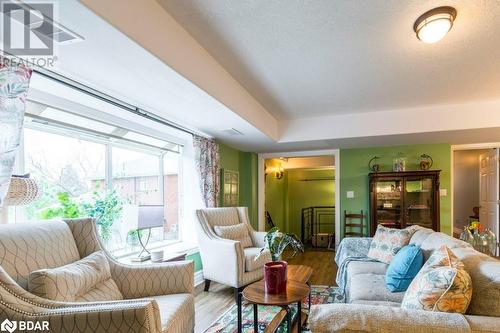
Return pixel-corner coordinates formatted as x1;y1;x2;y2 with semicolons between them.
0;218;194;333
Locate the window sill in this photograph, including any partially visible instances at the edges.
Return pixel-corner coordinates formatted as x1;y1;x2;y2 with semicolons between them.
116;240;199;264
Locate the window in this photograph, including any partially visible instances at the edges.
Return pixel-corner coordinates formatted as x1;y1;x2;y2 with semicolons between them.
12;100;185;256
22;128;106;221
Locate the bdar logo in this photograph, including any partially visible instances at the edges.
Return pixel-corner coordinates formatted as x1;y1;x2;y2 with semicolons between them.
0;319;17;333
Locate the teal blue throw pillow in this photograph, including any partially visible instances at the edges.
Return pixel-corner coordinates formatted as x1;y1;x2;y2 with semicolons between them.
385;244;423;292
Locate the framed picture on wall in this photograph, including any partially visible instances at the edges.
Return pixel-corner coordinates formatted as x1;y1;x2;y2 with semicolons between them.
221;169;239;206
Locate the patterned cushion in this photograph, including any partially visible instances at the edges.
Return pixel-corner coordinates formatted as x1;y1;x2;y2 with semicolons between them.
28;251;123;302
0;220;81;289
367;225;412;264
141;293;195;333
401;245;473;313
201;207;241;228
214;223;253;248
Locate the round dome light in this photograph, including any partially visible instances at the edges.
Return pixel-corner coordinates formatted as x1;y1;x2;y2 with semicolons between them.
414;7;457;44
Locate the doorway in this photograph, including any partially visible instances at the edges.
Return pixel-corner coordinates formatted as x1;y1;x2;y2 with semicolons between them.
452;145;499;255
258;149;340;246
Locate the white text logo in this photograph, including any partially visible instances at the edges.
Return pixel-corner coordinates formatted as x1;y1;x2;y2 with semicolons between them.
0;319;49;332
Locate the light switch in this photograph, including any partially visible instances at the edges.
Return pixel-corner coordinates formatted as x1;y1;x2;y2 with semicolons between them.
347;191;354;198
440;189;447;196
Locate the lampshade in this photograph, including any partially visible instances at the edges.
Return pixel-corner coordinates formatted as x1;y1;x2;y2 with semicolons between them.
414;7;457;44
137;205;165;230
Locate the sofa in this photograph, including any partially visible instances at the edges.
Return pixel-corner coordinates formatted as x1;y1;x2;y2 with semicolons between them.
309;227;500;332
0;218;195;333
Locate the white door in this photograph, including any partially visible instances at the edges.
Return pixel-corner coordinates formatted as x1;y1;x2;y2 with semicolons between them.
479;149;499;255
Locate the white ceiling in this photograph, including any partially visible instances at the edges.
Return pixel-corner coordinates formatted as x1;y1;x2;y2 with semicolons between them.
159;0;500;120
11;0;500;153
9;0;276;151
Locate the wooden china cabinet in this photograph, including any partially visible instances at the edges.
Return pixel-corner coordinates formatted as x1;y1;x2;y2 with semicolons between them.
369;170;440;236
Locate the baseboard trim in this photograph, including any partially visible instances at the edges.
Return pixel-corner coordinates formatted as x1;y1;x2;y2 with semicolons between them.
194;270;204;287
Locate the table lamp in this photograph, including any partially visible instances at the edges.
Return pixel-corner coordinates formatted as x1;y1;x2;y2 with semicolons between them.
131;205;165;262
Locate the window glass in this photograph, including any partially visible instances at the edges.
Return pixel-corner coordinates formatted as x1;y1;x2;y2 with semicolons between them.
23;128;106;221
110;147;181;255
12;99;186;257
39;107;117;134
163;151;181;241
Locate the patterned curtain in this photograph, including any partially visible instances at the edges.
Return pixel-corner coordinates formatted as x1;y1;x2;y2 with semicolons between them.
0;58;32;208
193;135;220;208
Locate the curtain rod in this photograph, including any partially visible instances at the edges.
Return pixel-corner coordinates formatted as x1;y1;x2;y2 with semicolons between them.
32;67;199;137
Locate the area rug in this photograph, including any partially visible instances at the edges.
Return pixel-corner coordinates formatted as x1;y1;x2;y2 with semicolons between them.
203;285;342;333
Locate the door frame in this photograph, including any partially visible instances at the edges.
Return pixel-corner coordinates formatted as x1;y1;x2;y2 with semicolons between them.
451;142;500;236
257;149;341;248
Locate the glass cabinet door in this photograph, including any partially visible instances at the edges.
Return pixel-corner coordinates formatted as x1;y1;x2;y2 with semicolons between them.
404;178;434;229
374;179;403;229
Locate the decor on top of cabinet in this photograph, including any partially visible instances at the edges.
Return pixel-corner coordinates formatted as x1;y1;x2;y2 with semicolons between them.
419;154;434;170
393;153;407;172
368;156;381;172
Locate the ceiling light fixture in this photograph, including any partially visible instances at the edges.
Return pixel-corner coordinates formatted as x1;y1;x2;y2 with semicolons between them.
414;6;457;44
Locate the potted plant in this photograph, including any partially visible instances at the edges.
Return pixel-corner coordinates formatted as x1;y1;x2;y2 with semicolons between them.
260;227;304;261
81;190;123;245
257;227;304;294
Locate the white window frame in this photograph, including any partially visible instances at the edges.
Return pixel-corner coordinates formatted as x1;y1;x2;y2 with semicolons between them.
16;113;185;255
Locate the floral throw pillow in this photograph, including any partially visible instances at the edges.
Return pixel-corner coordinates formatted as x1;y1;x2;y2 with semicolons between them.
367;225;412;264
401;245;473;313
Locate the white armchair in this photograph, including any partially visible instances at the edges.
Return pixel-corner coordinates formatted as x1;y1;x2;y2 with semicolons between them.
195;207;272;332
195;207;271;293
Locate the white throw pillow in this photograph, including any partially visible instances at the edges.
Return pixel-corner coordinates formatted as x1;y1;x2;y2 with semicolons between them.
214;223;253;248
28;251;123;302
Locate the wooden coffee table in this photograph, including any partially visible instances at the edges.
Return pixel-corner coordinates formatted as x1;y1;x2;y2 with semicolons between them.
240;265;313;333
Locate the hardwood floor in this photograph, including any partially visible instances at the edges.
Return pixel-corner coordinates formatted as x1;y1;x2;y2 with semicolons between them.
286;249;337;286
194;283;234;333
194;249;337;333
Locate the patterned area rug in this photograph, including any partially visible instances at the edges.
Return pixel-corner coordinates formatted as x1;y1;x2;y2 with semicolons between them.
204;286;342;333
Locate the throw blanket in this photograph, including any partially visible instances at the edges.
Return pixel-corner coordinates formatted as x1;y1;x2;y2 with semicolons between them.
335;237;375;301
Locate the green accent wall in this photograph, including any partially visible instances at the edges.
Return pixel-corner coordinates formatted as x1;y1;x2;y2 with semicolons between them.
186;252;202;272
340;143;451;236
265;168;335;237
265;171;288;231
287;169;335;236
218;142;259;229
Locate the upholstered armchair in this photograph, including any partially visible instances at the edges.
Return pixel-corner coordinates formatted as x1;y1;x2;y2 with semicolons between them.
0;218;194;333
195;207;272;294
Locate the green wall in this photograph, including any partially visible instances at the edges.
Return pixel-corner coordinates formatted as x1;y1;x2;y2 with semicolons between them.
340;143;451;236
287;169;335;237
218;142;259;229
186;252;202;272
265;168;335;237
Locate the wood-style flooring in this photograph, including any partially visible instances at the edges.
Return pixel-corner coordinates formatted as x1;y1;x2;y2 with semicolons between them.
194;249;337;333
